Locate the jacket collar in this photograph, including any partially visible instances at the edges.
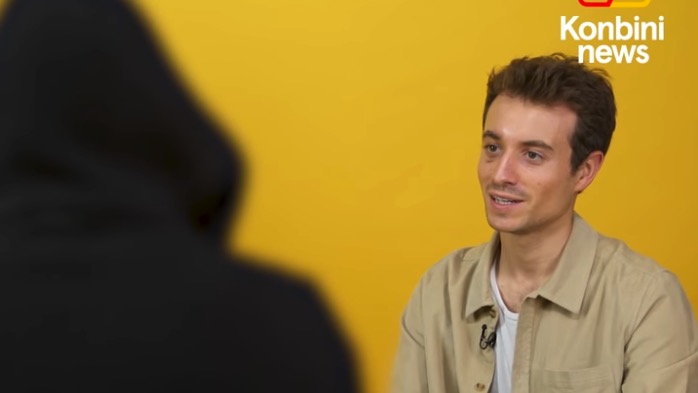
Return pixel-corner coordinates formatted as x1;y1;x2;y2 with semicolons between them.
464;214;598;318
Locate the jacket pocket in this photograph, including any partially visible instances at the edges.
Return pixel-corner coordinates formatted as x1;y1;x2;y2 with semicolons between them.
531;365;616;393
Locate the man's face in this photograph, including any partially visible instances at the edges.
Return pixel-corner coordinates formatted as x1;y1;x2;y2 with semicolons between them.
478;94;585;236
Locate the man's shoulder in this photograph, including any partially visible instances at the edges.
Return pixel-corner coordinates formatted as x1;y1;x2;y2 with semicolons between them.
417;242;489;289
596;232;668;277
592;231;688;308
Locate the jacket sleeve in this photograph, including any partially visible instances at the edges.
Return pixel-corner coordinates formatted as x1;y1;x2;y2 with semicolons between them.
391;276;429;393
622;271;698;392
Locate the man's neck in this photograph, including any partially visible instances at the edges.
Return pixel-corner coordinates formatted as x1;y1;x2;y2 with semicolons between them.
497;214;575;286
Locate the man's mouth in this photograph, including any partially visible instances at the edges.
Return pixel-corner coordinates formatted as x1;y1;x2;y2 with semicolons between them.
491;195;522;205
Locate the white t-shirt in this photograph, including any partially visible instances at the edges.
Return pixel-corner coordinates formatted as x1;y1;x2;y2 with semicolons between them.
489;264;519;393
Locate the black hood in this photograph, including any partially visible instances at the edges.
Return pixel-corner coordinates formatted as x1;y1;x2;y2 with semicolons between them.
0;0;244;242
0;3;360;391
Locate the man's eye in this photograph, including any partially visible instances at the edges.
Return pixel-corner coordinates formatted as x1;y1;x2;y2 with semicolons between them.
485;144;498;153
526;151;542;160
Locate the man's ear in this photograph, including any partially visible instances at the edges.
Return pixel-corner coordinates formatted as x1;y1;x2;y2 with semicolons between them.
574;151;604;194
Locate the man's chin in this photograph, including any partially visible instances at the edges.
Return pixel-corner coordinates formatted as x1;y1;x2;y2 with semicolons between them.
485;215;526;234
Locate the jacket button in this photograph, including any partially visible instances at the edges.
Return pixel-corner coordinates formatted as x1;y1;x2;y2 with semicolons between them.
475;383;486;391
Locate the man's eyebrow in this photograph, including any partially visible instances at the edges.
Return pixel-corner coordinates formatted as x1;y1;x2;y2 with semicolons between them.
482;130;554;151
521;140;554;151
482;130;499;140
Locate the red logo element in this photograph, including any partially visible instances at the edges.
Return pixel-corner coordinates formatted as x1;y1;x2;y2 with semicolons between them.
579;0;651;7
579;0;614;6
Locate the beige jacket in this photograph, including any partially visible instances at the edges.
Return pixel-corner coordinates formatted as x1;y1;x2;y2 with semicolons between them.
391;215;698;393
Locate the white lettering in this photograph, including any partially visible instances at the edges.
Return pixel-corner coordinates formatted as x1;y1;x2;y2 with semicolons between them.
611;44;636;63
598;21;614;40
561;15;665;42
616;16;634;41
659;16;665;40
641;21;658;40
577;44;650;64
564;16;662;64
635;45;650;64
561;16;580;40
579;22;597;41
578;45;596;63
595;45;613;64
634;16;641;40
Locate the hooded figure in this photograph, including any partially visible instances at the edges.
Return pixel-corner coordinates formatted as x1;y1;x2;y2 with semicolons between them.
0;1;357;392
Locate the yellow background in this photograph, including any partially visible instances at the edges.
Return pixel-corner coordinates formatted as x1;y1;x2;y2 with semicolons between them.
134;1;694;392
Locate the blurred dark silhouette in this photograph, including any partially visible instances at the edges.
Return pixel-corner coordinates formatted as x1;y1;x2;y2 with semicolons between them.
0;0;357;392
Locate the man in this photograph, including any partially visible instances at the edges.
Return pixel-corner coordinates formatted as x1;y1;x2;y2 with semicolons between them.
391;54;698;393
0;1;357;392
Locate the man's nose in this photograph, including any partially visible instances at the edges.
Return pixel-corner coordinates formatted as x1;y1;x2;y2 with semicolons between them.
492;153;518;186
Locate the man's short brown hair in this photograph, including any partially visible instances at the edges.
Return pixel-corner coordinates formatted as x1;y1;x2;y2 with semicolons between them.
483;53;617;172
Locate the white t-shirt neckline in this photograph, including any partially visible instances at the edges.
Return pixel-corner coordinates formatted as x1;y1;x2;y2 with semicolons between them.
489;261;519;393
